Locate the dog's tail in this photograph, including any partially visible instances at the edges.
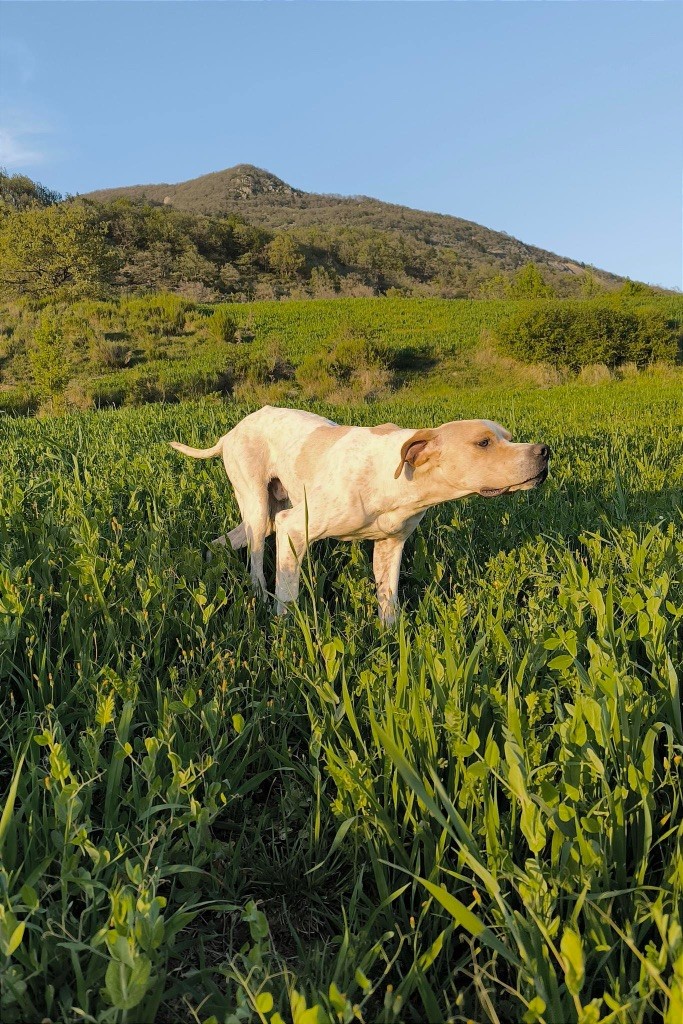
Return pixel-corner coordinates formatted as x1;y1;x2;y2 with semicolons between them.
169;438;224;460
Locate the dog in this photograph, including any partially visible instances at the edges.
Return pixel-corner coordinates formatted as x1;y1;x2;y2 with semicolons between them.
171;406;550;623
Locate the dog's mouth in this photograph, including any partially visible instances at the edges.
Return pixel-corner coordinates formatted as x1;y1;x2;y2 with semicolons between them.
479;467;548;498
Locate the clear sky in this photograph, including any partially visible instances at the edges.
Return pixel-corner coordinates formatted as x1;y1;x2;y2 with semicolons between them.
1;1;681;288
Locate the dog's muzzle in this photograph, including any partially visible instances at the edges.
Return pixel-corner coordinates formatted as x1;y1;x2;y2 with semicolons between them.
479;445;551;497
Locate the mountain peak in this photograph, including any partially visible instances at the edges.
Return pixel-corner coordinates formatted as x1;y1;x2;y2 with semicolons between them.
87;163;302;211
194;164;301;200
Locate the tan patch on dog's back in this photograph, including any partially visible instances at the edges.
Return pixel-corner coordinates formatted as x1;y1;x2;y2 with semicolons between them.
295;425;352;482
370;423;399;435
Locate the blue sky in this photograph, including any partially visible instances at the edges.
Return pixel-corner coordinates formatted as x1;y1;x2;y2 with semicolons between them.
1;1;681;288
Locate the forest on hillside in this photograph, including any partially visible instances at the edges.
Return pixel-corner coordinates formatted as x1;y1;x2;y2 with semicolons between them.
0;170;627;304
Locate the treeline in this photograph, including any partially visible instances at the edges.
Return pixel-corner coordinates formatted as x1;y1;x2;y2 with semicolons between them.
1;170;619;303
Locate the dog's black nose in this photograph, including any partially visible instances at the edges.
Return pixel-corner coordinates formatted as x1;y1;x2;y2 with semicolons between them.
533;444;551;461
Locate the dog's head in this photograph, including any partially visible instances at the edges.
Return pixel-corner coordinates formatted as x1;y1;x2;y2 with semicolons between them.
394;419;550;497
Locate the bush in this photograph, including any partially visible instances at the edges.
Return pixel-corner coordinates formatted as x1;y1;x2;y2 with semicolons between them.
29;312;73;398
577;363;613;386
295;327;393;399
123;293;189;338
494;300;681;370
62;379;95;410
91;337;132;368
295;353;336;398
636;308;681;363
328;328;390;382
91;362;233;408
0;385;38;415
207;306;237;344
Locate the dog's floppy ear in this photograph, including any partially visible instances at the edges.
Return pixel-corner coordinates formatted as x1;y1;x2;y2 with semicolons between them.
394;429;439;479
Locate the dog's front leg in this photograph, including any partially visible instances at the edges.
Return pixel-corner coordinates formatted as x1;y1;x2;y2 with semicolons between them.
373;537;405;625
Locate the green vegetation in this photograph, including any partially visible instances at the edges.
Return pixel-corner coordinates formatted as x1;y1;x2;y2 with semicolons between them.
1;168;635;302
493;300;682;370
1;379;682;1023
1;165;682;1022
0;200;116;300
2;293;681;417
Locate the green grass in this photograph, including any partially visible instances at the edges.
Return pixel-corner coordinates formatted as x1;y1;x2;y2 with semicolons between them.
1;377;682;1023
3;293;681;414
2;296;520;413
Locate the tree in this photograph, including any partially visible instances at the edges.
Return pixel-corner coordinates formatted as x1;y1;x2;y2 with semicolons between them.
0;201;117;298
265;233;305;281
479;272;510;299
508;262;555;299
580;271;604;298
619;279;657;298
0;169;61;215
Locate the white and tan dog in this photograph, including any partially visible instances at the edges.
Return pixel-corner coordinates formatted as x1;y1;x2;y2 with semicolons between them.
171;406;550;622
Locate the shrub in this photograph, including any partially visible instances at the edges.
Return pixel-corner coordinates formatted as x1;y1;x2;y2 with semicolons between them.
295;327;393;399
636;307;681;363
344;364;393;401
577;362;613;385
123;293;189;337
0;385;37;415
507;262;555;298
309;266;340;297
207;306;237;344
295;353;337;398
494;300;681;370
617;361;640;379
29;311;73;398
91;337;132;368
328;328;390;383
222;338;292;389
62;379;95;410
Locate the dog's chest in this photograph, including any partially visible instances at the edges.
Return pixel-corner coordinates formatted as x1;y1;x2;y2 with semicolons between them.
356;508;425;541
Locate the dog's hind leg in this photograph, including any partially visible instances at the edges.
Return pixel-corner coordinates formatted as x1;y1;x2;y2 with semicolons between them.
227;523;247;549
213;479;287;554
215;428;274;599
241;495;270;599
207;522;247;556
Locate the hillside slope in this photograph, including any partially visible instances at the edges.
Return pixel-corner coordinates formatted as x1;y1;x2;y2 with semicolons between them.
85;164;619;284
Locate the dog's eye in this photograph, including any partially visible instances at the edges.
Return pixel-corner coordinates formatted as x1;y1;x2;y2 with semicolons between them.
477;438;490;448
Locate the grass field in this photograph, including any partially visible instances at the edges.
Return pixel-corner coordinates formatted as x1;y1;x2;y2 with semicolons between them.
1;376;682;1023
0;296;524;414
2;293;682;414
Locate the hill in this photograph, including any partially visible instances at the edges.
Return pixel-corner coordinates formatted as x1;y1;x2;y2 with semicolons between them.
1;167;660;306
86;163;621;288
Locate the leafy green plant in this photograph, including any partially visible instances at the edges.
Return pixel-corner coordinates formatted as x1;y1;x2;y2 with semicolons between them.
1;356;682;1023
207;305;238;343
28;310;73;400
92;337;132;368
123;292;189;337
